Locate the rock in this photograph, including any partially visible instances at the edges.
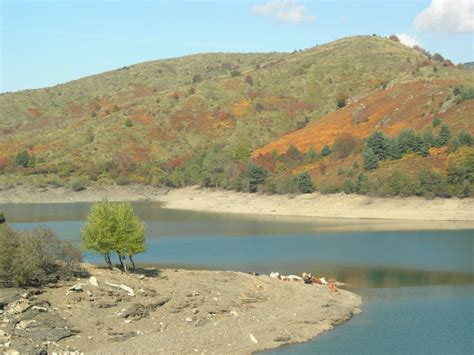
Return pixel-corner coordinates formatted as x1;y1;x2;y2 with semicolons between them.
97;301;118;309
269;272;280;279
31;306;47;312
185;317;193;322
249;333;258;344
87;290;94;301
191;308;198;314
120;303;149;320
68;284;83;292
138;275;145;280
88;276;99;287
108;331;135;342
145;297;170;312
105;282;135;297
7;299;30;315
274;336;291;342
15;320;37;330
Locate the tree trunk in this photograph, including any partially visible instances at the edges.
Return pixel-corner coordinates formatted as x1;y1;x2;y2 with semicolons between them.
104;253;112;269
123;256;128;273
129;255;136;271
117;253;125;271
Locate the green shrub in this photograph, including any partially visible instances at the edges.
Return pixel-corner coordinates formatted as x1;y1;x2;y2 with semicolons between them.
321;145;332;157
247;163;268;193
69;176;87;191
432;117;441;127
0;212;5;224
0;226;82;287
125;118;133;127
12;150;35;168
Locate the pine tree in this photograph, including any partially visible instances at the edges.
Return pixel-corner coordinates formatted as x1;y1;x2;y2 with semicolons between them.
366;131;389;160
320;145;331;157
297;171;315;193
437;124;451;147
458;130;472;146
387;139;402;160
363;147;379;170
247;163;268;193
356;173;371;194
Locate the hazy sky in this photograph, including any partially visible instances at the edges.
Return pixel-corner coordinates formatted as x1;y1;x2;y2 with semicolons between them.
1;0;473;92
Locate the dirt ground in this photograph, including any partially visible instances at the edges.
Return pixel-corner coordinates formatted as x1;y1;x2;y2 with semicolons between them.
0;264;361;354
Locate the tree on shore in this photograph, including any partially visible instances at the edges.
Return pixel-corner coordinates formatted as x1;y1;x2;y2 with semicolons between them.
0;212;5;224
81;200;146;271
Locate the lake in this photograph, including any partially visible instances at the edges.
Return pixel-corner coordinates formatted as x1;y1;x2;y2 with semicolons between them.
1;202;473;354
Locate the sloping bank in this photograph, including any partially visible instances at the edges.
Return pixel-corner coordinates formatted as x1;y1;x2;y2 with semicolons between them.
161;186;474;223
1;265;361;354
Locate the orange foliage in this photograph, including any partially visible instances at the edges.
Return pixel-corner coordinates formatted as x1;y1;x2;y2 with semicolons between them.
27;107;42;118
131;109;152;125
65;101;83;116
253;80;460;157
232;99;252;117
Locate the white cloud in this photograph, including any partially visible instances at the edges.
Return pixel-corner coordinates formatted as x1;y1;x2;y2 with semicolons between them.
414;0;474;33
396;33;421;48
252;0;316;23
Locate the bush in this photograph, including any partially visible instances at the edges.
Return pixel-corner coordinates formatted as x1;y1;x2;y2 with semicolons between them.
0;226;82;287
70;176;87;191
125;118;133;127
389;34;400;42
0;212;5;224
458;131;472;146
333;133;358;159
321;145;331;157
335;93;348;108
81;201;146;271
12;150;35;168
432;118;441;127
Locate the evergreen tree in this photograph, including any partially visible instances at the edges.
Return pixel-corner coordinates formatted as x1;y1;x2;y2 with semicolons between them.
398;129;418;154
458;130;472;146
296;171;315;193
366;131;389;160
422;130;437;148
320;145;331;157
437;124;451;147
355;173;371;194
304;146;318;162
387;139;402;160
13;150;34;168
247;163;268;193
343;179;355;194
363;147;379;170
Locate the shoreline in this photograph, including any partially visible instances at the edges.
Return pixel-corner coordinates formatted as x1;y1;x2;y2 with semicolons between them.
1;264;361;354
1;185;473;226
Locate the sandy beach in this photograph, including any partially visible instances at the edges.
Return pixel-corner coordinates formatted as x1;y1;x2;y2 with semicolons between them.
1;185;474;226
0;264;361;354
161;186;474;223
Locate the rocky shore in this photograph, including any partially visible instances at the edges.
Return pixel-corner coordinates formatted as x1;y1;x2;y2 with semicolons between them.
0;264;361;354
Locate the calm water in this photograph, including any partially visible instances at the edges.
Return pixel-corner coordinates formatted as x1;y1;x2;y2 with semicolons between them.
1;202;473;354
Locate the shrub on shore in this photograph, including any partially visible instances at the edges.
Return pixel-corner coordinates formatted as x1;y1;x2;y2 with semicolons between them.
0;226;82;287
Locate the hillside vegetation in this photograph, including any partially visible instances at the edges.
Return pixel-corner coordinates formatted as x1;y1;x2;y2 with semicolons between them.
1;35;473;197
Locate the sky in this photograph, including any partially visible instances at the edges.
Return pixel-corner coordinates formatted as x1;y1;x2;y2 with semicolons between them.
1;0;473;92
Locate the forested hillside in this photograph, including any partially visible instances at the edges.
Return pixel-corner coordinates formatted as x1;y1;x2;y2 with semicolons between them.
1;35;473;197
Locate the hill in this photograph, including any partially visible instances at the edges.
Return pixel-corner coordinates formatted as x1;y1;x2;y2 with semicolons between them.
0;35;473;197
